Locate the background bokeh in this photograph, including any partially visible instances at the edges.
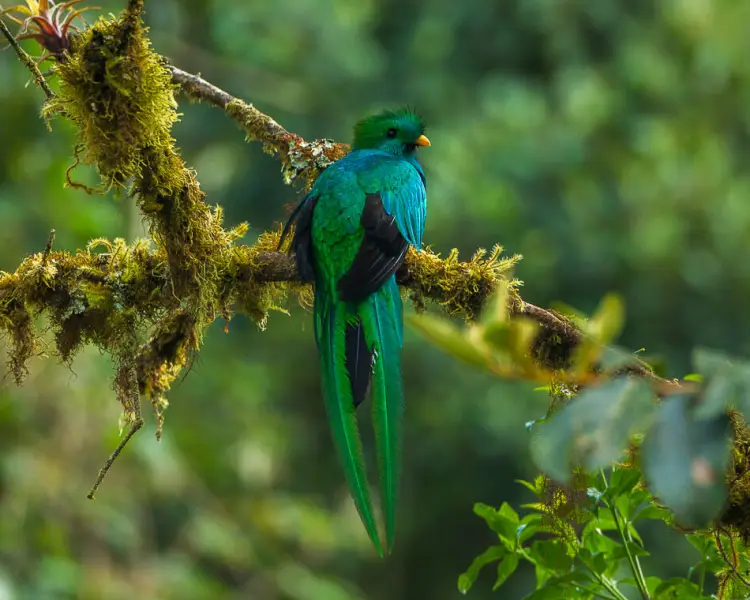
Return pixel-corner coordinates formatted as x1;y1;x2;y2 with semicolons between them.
0;0;748;598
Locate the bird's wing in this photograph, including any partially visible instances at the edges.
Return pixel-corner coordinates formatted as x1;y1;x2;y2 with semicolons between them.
278;191;319;282
337;157;426;303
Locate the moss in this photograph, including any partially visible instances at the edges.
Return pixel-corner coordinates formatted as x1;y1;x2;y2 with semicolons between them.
719;411;750;539
398;245;522;321
1;300;37;385
44;6;178;192
231;229;307;326
135;310;198;438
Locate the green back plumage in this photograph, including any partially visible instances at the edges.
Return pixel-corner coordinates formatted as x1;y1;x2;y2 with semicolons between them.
282;107;429;556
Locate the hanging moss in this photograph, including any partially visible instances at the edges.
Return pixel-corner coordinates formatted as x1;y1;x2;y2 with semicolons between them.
719;411;750;540
43;9;178;191
0;299;37;385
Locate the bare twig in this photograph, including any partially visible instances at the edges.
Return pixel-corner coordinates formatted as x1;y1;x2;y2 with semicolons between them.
0;18;54;99
42;229;55;263
88;366;144;499
87;416;144;499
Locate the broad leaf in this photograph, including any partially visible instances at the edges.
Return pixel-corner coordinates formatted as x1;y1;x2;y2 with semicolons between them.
406;314;491;370
531;378;656;482
457;545;506;594
493;553;519;590
642;395;731;528
473;503;518;548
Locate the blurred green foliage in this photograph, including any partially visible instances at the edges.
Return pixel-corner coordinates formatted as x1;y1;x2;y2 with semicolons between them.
2;0;750;598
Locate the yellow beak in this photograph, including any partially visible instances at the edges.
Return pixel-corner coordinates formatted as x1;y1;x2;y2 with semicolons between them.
414;134;431;147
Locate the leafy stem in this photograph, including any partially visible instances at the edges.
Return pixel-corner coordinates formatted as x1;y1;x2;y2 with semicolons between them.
588;570;631;600
601;469;651;600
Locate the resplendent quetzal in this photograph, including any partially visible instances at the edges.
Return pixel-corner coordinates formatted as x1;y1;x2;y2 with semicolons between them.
279;108;430;556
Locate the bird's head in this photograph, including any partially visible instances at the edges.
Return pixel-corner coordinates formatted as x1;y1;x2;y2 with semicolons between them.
352;107;431;156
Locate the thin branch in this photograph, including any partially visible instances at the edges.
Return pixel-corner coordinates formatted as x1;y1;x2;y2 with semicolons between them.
0;18;54;99
88;365;144;499
715;527;750;589
41;228;55;262
170;65;298;153
170;66;349;188
87;416;144;499
171;66;245;110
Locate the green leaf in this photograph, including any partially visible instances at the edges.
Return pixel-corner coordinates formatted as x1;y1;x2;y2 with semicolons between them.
516;476;546;498
614;493;633;521
493;553;519;590
473;503;518;547
685;533;713;557
653;577;706;600
622;576;666;596
528;540;574;572
457;545;506;594
499;502;520;525
642;395;731;528
545;570;596;588
531;378;656;482
588;293;625;344
523;587;571;600
406;314;491;370
631;504;672;523
609;541;650;561
518;513;544;544
607;467;642;499
691;347;750;420
599;345;646;373
482;321;510;351
585;528;621;556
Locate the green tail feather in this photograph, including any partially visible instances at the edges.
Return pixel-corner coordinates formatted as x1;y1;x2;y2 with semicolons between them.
315;293;383;557
361;278;404;554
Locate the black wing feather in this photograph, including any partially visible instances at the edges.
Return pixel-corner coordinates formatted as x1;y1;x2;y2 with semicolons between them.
337;193;409;303
278;193;319;282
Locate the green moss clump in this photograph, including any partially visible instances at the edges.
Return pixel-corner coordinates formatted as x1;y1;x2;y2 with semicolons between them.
399;245;522;320
0;297;37;385
44;9;179;192
231;229;308;326
719;411;750;539
135;310;198;438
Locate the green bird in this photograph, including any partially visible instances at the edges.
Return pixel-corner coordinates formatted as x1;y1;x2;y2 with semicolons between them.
279;108;430;556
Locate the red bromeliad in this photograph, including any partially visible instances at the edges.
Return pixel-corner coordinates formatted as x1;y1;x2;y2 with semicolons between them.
0;0;98;62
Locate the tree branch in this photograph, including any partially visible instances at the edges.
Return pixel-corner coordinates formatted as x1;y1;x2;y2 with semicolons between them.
0;1;686;494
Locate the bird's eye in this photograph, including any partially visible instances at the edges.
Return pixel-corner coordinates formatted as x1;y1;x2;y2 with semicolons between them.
386;128;397;138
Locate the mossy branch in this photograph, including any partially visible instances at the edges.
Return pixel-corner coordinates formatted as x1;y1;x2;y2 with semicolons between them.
0;1;676;493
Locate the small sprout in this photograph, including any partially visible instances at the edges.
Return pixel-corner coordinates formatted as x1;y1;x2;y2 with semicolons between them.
0;0;99;63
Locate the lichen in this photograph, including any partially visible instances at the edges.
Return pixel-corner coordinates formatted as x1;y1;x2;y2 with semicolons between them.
225;98;350;191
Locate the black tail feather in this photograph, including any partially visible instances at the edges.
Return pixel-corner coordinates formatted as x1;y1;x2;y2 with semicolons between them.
345;321;373;408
